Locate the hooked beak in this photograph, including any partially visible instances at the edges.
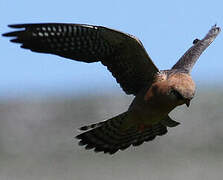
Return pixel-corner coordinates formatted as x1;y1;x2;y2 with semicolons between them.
185;99;191;107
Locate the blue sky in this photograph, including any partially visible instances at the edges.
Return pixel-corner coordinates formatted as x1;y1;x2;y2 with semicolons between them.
1;0;222;98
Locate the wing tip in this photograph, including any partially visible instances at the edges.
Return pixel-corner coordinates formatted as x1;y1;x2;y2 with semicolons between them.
205;24;221;38
10;38;21;43
212;24;221;30
8;24;26;28
2;32;10;37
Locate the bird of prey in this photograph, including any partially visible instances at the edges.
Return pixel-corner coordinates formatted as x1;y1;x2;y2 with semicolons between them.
3;23;220;154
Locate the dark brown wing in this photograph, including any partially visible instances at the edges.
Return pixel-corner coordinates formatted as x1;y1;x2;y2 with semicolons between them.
3;23;159;95
172;25;221;73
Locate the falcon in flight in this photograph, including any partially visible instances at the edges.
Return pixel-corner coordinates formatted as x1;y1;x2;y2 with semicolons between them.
3;23;220;154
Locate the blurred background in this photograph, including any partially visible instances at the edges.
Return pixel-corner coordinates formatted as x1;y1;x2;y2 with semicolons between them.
1;0;223;179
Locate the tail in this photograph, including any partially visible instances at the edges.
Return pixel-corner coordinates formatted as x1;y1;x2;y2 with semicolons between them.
76;112;168;154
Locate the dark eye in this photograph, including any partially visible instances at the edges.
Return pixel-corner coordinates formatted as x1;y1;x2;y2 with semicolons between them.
171;90;184;100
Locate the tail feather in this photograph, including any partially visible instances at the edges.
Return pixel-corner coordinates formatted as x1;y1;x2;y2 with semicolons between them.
76;112;168;154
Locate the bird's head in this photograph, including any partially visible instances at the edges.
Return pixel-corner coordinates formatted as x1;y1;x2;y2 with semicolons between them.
145;72;195;110
167;73;195;107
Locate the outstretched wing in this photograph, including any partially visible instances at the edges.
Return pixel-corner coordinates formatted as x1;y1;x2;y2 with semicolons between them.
3;23;159;95
172;25;221;73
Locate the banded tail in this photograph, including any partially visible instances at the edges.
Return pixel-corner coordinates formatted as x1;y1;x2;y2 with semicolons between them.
76;112;175;154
